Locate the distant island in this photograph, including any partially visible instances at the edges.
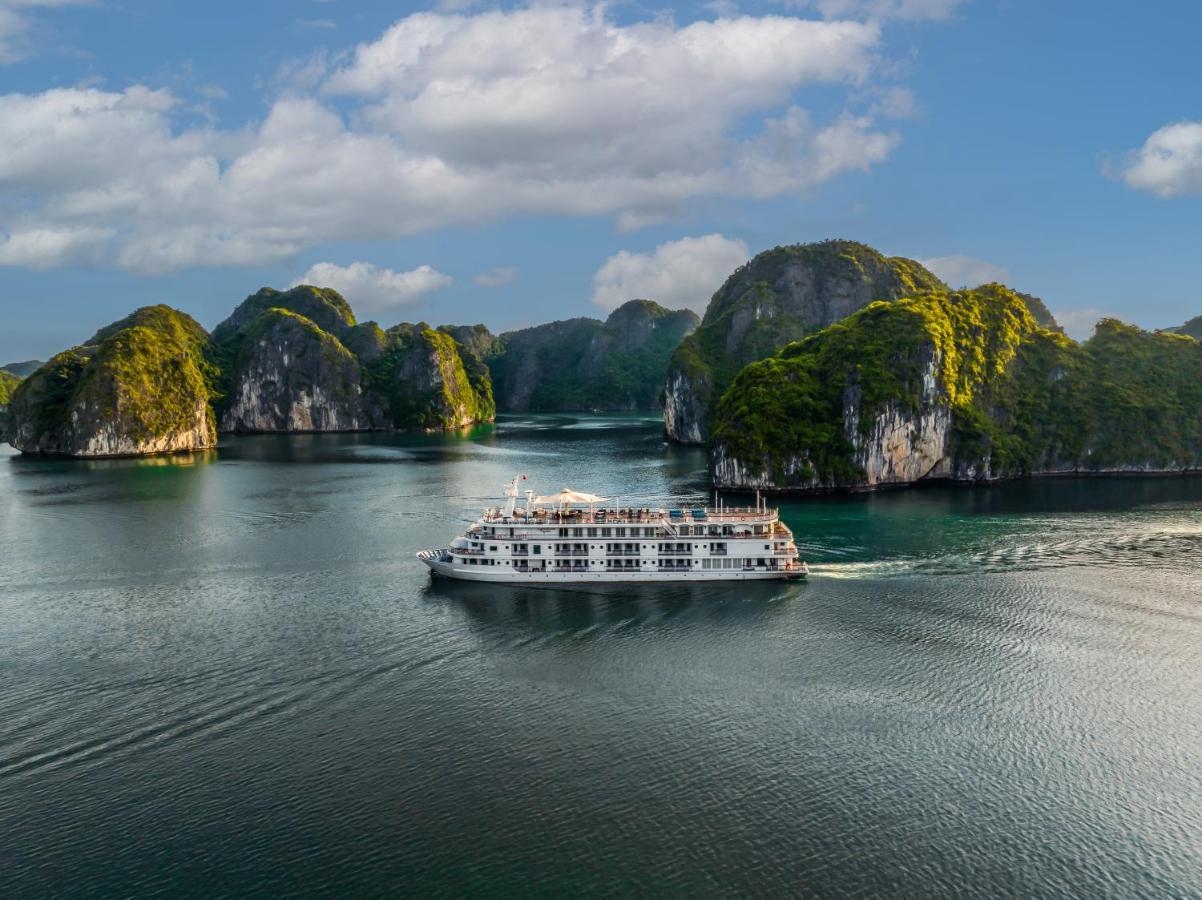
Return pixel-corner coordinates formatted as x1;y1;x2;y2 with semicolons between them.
2;288;697;457
5;238;1201;491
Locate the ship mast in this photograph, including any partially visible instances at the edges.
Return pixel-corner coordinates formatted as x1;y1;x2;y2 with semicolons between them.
502;474;523;518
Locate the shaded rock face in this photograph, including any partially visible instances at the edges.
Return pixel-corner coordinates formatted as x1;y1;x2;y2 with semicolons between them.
487;299;699;412
665;240;946;445
710;287;1202;493
367;324;492;430
213;285;369;434
7;306;216;457
219;310;371;433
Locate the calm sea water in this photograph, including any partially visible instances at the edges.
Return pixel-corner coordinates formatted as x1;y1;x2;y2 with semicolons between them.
2;414;1201;897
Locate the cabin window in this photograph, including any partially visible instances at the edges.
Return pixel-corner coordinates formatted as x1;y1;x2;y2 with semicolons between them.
533;546;541;554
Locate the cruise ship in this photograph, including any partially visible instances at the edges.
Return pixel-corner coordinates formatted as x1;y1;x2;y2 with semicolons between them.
418;476;808;583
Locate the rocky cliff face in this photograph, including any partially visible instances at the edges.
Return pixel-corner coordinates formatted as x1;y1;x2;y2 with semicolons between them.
6;306;217;457
487;299;699;411
213;287;493;433
711;286;1202;492
664;240;946;445
213;286;367;433
219;309;371;432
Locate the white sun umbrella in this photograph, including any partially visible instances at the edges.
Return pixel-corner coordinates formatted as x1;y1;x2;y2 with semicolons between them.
533;487;608;508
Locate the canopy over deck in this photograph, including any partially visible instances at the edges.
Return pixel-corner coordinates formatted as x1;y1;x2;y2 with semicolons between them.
532;488;608;505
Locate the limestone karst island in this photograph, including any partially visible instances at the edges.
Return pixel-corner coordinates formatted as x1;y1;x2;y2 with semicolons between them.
6;240;1201;494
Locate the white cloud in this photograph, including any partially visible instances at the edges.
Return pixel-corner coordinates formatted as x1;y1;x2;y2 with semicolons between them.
920;254;1009;287
0;5;910;273
1052;308;1120;342
1119;120;1202;198
870;85;919;119
592;234;749;314
293;261;452;310
0;0;91;64
801;0;964;20
0;225;112;268
473;266;518;287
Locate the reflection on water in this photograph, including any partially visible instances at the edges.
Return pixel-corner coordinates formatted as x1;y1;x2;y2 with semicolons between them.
1;415;1201;897
425;576;803;635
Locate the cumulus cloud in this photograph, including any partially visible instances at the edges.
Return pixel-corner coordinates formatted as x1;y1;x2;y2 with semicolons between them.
293;261;452;310
1119;120;1202;198
0;5;909;273
920;254;1010;287
592;234;750;314
473;266;518;288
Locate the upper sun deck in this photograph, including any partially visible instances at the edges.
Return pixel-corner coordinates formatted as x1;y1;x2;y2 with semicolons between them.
479;504;778;526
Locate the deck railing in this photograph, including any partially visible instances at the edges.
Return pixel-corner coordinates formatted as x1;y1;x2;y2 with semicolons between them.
482;506;778;526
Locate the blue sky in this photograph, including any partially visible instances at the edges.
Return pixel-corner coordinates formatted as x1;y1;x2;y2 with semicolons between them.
2;0;1201;361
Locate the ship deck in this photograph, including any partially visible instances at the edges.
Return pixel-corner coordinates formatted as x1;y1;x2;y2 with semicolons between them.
481;505;776;525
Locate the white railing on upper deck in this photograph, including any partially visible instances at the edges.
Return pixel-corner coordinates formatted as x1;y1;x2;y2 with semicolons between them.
480;505;777;526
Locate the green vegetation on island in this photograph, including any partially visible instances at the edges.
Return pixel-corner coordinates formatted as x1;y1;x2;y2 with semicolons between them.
664;240;947;444
0;369;22;442
487;299;699;411
366;324;496;430
6;306;217;456
6;240;1192;473
711;285;1202;491
212;286;493;434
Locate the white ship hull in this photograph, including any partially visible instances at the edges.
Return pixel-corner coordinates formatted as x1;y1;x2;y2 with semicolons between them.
418;549;807;583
